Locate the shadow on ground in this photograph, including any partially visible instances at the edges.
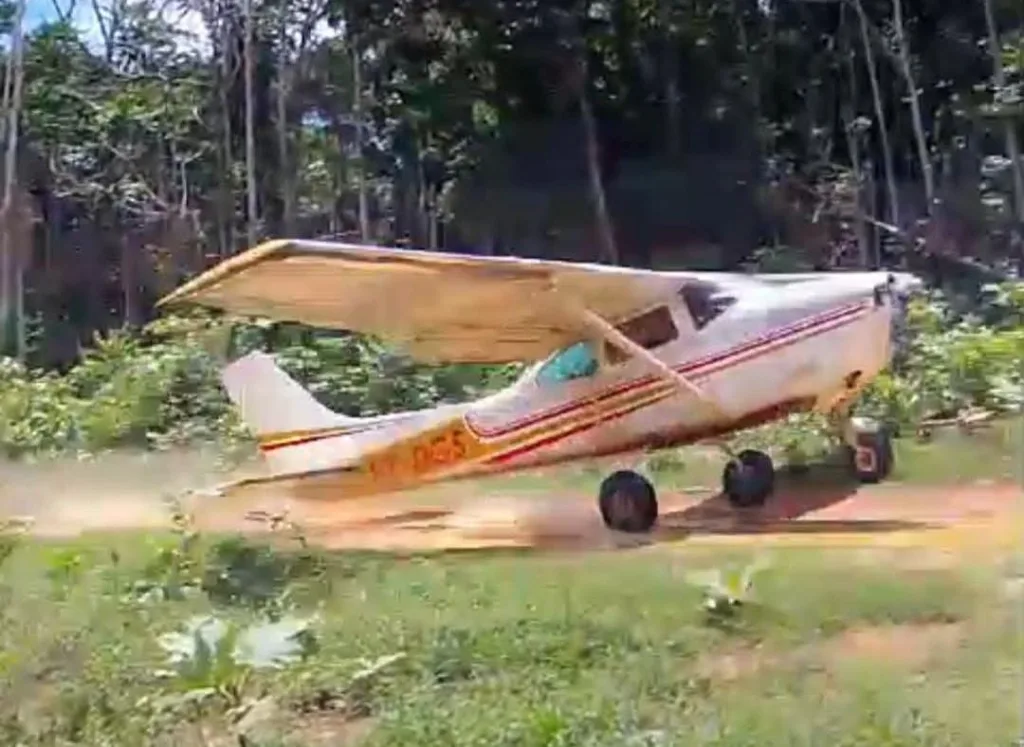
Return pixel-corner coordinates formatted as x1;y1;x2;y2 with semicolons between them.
278;462;947;556
654;466;930;538
554;465;935;553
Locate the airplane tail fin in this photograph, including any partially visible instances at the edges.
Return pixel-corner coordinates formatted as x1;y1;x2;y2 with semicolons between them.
221;350;354;438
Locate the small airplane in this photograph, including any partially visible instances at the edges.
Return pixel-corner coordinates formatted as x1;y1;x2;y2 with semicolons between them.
159;239;923;534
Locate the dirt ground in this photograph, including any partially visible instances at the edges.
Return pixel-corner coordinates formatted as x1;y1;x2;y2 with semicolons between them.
2;450;1021;555
207;481;1021;554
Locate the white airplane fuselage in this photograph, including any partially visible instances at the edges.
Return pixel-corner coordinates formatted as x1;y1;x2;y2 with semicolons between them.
223;271;914;500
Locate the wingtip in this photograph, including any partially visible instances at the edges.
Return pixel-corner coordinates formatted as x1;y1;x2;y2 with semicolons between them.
155;239;295;310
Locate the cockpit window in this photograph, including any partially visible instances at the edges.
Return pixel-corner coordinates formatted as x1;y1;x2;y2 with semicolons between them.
536;305;682;386
604;304;679;365
536;340;599;386
679;281;736;330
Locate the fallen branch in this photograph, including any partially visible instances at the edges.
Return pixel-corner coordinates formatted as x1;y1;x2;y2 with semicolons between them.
915;408;1001;440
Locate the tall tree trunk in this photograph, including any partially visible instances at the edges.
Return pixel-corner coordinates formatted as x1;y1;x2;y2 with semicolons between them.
892;0;934;214
276;68;294;235
0;0;25;359
0;12;13;146
866;157;879;261
841;2;872;266
571;35;618;266
732;0;763;169
659;0;680;160
243;0;258;248
276;8;296;237
331;117;348;235
120;235;138;326
217;12;235;256
982;0;1024;221
580;81;617;265
852;0;900;229
352;37;370;243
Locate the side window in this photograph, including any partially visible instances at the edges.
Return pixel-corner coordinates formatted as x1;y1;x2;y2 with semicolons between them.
604;305;679;365
679;281;736;330
536;341;599;387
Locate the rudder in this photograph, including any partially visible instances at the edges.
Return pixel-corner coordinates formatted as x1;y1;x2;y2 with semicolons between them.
221;351;353;437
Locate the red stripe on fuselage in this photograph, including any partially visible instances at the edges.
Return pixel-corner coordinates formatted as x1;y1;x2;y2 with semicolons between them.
466;301;868;440
484;303;869;465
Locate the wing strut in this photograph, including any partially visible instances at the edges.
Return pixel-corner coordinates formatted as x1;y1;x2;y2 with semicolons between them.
575;307;728;419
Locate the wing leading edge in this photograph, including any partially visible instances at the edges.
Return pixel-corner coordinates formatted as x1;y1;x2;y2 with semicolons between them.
157;240;691;364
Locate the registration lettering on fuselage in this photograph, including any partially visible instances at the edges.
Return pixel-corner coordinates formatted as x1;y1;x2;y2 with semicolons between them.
366;421;479;483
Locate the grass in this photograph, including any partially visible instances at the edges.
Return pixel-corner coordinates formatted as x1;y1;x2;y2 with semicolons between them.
0;421;1022;746
1;536;1019;746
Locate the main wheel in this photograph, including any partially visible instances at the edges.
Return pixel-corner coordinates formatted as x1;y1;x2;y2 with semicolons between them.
848;428;894;483
723;449;775;508
598;470;659;534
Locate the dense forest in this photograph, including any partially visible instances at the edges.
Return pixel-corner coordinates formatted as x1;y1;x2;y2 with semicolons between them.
0;0;1018;367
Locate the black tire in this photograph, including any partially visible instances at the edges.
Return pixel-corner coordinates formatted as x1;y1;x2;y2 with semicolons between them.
723;449;775;508
848;429;895;483
598;470;659;534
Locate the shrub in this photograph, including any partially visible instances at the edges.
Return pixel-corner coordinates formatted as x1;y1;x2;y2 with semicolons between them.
0;311;521;459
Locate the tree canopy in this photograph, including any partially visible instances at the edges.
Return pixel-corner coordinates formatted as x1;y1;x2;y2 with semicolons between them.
0;0;1019;367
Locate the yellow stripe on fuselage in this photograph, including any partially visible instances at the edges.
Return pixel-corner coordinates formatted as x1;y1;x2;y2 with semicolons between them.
348;382;678;494
258;425;364;450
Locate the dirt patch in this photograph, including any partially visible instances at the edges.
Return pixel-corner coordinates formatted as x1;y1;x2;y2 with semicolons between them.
824;622;966;665
696;622;966;682
208;480;1023;556
3;449;1020;557
290;713;375;746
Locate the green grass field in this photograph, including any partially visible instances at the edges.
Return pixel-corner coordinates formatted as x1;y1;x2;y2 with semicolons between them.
1;423;1022;746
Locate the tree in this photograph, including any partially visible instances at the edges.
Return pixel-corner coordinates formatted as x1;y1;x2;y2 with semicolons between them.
982;0;1024;221
0;0;25;358
243;0;258;248
0;0;1020;366
891;0;934;214
851;0;899;229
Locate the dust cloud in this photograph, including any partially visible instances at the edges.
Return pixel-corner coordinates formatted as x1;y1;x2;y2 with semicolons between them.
0;448;616;548
0;448;241;537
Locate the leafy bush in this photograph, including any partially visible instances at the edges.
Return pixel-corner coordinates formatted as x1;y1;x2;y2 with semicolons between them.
0;310;522;460
859;283;1024;427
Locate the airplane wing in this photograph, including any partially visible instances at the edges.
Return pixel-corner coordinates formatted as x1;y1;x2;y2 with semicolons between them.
157;240;689;364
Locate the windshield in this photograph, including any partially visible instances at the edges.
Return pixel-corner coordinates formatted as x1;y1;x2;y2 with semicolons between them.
536;341;599;386
679;281;736;330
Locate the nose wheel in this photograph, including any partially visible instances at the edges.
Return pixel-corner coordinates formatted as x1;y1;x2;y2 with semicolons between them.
844;420;894;483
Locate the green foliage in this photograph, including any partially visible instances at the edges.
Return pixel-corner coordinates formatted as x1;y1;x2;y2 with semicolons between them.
0;311;520;460
44;548;86;600
128;503;205;603
684;556;773;628
858;283;1024;427
154;614;319;709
